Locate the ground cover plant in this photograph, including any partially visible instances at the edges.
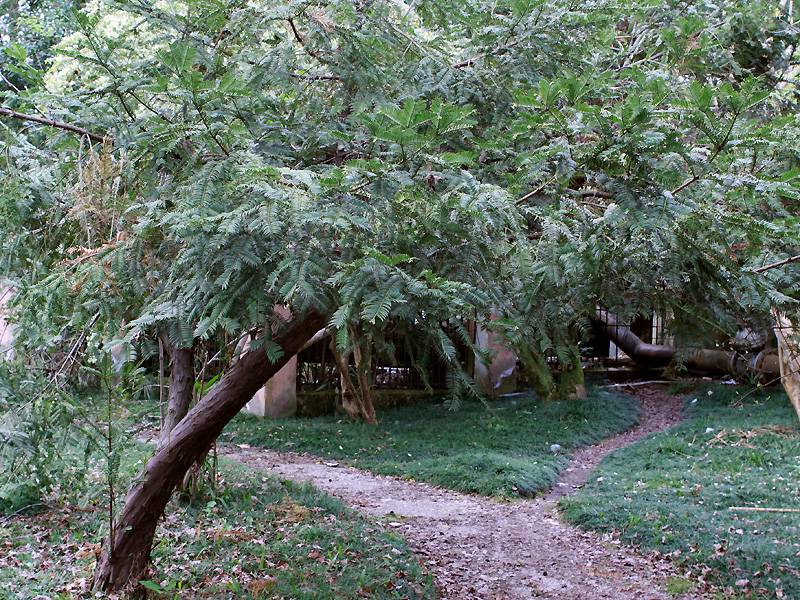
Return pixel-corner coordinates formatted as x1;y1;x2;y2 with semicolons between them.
561;384;800;599
1;458;434;600
223;389;640;497
0;385;433;600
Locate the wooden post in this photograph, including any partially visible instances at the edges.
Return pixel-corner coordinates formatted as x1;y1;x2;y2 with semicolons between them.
772;309;800;424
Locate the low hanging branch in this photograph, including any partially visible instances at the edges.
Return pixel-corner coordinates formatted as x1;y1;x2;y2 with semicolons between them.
0;107;106;143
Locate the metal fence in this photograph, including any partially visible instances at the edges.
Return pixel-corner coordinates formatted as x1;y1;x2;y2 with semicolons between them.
295;323;467;392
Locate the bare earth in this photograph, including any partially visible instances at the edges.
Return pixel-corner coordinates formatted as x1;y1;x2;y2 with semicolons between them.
221;385;702;600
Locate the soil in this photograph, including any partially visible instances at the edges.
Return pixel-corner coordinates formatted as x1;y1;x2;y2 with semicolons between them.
220;384;703;600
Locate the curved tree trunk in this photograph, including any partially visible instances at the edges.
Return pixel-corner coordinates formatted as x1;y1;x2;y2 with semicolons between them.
91;311;325;594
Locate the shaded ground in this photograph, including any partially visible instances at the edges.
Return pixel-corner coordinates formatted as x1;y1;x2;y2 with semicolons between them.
221;385;701;600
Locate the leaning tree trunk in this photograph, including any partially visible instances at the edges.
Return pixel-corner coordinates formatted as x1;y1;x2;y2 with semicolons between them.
159;338;195;446
91;311;325;594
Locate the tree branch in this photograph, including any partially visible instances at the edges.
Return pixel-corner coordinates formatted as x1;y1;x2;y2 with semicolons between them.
0;107;105;143
753;254;800;274
291;73;341;81
451;42;518;69
287;18;325;62
671;174;699;195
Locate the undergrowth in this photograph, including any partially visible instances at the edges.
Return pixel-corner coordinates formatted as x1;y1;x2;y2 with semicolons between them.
0;455;434;599
223;389;640;497
1;364;432;600
560;384;800;600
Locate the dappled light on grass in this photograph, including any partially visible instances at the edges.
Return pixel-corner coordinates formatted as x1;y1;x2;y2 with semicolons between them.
561;385;800;599
223;389;639;497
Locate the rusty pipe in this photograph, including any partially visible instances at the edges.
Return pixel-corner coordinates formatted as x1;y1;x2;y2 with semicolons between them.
595;312;779;380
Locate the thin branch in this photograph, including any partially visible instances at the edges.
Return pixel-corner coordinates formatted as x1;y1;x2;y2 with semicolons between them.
582;201;607;211
516;177;555;205
753;254;800;274
349;180;371;194
287;18;325;62
0;107;106;143
291;73;341;81
451;42;518;69
671;174;699;195
579;190;613;199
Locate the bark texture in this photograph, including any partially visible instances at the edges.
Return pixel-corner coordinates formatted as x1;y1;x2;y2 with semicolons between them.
558;330;587;400
91;311;325;594
773;310;800;424
159;339;195;446
329;327;377;424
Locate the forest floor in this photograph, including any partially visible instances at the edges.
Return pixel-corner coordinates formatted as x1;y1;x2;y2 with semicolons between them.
221;385;705;600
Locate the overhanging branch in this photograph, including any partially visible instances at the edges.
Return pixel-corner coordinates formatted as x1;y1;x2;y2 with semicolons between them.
0;107;105;143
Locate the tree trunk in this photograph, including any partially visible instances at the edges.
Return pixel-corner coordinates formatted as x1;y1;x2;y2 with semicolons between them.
558;330;586;399
329;328;377;425
159;338;195;446
773;309;800;424
352;330;377;425
91;311;325;594
517;344;556;401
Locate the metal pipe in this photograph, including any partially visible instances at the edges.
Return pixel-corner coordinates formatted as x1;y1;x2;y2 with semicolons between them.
595;312;780;380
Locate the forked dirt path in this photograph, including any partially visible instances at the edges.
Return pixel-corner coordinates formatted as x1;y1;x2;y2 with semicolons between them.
221;385;701;600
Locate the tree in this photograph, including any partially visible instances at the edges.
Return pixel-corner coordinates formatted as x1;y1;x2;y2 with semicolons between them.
1;0;799;592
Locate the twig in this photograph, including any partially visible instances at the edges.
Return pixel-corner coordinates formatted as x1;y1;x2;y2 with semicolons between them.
451;42;518;69
729;506;800;514
580;190;613;199
348;180;371;194
753;254;800;274
0;502;53;523
291;73;341;81
516;178;554;205
287;18;325;62
671;174;699;195
602;380;675;388
0;107;105;143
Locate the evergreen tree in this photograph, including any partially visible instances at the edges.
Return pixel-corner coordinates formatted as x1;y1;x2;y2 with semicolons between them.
1;0;798;591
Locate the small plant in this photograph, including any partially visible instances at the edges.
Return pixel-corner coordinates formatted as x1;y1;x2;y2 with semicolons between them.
0;363;76;513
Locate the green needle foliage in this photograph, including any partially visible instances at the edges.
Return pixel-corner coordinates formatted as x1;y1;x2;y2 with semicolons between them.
1;0;798;382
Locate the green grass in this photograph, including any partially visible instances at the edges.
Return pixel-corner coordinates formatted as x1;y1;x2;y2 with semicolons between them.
223;389;641;497
0;455;434;599
560;384;800;600
1;381;433;600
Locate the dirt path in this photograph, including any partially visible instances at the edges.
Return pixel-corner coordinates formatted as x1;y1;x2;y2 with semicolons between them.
221;385;700;600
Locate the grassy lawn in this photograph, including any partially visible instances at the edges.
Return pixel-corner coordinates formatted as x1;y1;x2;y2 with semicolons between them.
1;456;434;600
560;384;800;600
222;389;641;497
0;385;434;600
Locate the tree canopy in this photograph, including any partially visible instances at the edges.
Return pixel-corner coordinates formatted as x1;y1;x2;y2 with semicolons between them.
2;0;800;591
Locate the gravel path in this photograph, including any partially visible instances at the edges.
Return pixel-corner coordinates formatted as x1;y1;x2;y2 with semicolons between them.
221;385;701;600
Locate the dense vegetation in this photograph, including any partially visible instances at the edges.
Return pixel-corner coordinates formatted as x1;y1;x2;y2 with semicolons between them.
2;0;800;591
